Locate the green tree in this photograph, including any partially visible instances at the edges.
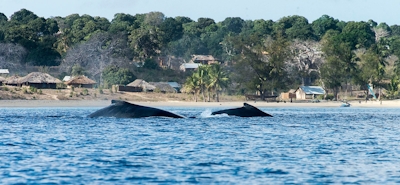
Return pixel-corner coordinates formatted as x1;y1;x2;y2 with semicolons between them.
207;64;229;102
159;17;183;45
250;19;274;37
71;64;85;76
232;33;291;100
175;16;193;24
311;15;339;40
357;46;386;90
194;65;209;102
197;18;216;30
142;58;160;69
390;25;400;37
220;17;245;34
0;13;8;42
9;9;38;24
5;9;61;66
183;75;201;102
274;15;314;40
321;30;355;100
109;13;136;33
386;76;400;99
341;21;375;49
102;65;136;88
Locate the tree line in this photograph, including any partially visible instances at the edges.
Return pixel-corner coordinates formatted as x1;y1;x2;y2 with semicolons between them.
1;9;400;100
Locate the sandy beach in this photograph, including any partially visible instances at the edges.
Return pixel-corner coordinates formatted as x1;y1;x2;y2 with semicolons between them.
1;99;400;108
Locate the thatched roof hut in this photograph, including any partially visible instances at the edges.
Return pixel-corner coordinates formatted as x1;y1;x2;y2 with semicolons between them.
127;79;156;91
4;75;21;86
18;72;62;89
150;82;177;93
64;75;96;88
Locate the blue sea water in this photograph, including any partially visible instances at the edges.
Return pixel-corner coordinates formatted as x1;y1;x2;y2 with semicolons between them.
1;106;400;184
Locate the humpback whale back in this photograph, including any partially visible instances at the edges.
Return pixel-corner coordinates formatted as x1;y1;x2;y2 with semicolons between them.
88;100;184;118
211;103;273;117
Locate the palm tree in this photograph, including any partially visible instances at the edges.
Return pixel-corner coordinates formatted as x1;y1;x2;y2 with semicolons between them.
183;75;201;102
207;64;229;102
386;76;400;99
195;65;209;102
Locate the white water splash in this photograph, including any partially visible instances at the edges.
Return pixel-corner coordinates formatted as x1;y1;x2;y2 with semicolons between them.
199;109;229;118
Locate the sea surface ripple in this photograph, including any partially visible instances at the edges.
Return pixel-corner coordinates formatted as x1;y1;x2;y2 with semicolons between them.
1;106;400;184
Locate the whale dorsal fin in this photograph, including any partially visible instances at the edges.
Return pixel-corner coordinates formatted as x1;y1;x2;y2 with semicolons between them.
111;100;126;105
243;103;256;109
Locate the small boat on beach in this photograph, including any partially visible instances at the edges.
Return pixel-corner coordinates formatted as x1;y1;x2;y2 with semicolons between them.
340;102;351;107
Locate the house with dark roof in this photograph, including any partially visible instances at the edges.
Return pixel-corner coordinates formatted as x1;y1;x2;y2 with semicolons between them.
295;86;325;100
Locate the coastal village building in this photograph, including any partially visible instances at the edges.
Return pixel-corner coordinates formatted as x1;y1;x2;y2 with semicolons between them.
166;82;181;92
4;75;21;86
157;56;182;70
280;89;296;100
295;86;325;100
63;76;71;82
179;63;202;72
118;79;154;92
64;75;97;88
18;72;62;89
120;79;181;93
0;69;9;76
179;55;218;72
149;82;178;93
0;76;5;86
190;55;218;65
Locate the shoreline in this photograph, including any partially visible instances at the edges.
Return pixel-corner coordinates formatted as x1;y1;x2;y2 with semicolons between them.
0;99;399;108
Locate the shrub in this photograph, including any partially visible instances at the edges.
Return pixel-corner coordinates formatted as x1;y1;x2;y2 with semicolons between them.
83;89;89;96
38;89;42;94
29;87;37;93
323;94;334;100
22;88;28;94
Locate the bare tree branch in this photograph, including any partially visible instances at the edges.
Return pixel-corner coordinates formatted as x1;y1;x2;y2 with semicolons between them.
60;32;131;84
287;39;324;85
0;43;27;74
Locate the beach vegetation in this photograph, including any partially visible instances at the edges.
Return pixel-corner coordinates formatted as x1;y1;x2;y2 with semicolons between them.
83;88;89;95
22;88;28;94
2;9;400;100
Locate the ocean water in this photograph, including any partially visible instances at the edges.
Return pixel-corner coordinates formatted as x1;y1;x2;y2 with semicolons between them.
1;106;400;184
